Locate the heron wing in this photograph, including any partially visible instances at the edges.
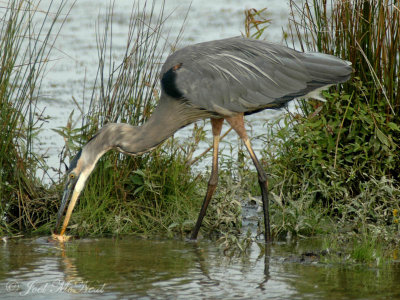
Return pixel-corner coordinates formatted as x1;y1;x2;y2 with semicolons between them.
160;37;351;115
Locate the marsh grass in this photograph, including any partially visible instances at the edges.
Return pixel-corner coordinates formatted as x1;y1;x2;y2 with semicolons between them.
248;0;400;262
287;0;400;109
52;1;243;238
320;233;390;266
0;0;71;235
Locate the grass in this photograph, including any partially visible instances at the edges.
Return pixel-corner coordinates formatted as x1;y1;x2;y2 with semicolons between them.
244;0;400;264
199;0;400;264
70;148;200;237
0;0;240;240
0;0;72;235
286;0;399;96
319;233;390;266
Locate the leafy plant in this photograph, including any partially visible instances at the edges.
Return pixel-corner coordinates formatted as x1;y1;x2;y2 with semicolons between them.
256;0;400;248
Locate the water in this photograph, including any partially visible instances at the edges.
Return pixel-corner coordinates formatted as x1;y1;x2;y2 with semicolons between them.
1;237;399;299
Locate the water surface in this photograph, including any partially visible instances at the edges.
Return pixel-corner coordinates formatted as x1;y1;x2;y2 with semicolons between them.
1;237;399;299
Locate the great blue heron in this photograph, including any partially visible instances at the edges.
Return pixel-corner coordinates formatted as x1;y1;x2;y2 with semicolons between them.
53;36;352;242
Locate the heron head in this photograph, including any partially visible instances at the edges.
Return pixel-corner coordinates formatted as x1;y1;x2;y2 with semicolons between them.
53;123;135;235
55;148;93;234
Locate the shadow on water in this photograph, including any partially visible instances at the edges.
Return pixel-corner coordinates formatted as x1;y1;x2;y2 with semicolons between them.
0;237;400;299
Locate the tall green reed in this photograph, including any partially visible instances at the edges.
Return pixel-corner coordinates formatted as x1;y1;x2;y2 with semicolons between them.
287;0;399;114
260;0;400;240
0;0;71;234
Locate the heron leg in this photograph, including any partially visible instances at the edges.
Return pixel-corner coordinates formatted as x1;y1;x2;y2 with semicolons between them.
226;114;272;242
191;118;223;240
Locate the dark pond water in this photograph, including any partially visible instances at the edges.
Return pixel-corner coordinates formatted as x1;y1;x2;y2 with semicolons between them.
1;237;399;299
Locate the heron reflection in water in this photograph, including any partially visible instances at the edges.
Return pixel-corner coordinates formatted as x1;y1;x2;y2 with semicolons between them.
53;37;352;242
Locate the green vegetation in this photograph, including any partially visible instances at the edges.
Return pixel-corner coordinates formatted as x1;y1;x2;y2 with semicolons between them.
1;0;399;266
0;0;71;235
45;2;203;237
0;0;240;239
49;2;242;238
254;0;400;264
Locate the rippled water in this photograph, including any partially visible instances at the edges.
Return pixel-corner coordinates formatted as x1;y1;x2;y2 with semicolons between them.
1;237;399;299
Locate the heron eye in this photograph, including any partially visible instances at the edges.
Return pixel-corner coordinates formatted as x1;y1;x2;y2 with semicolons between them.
69;173;76;179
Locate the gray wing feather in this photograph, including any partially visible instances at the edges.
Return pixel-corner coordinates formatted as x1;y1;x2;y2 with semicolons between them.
161;37;352;115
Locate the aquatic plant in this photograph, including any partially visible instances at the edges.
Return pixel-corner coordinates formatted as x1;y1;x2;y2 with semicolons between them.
253;0;400;252
0;0;72;235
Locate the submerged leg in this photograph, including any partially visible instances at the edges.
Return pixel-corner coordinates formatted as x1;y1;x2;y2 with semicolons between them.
191;118;224;240
226;114;271;242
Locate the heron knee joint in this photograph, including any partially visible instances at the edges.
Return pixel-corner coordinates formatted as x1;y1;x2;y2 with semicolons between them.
208;177;218;186
258;175;267;184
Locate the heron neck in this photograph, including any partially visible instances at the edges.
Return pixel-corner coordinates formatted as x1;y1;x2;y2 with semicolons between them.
130;99;192;154
91;95;208;156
